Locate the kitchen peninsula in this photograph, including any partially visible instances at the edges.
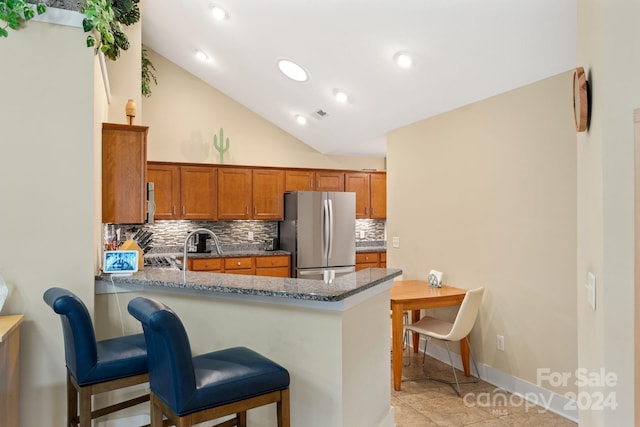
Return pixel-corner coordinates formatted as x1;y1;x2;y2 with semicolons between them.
95;267;401;427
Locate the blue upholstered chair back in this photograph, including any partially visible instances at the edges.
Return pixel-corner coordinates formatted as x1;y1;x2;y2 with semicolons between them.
43;287;98;383
127;297;196;411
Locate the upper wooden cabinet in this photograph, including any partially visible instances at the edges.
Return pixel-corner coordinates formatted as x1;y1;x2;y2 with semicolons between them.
147;162;217;221
218;168;285;220
253;169;285;220
345;172;386;219
285;170;344;192
218;168;252;220
102;123;148;224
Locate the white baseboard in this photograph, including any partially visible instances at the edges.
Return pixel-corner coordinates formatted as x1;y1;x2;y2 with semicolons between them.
413;340;578;423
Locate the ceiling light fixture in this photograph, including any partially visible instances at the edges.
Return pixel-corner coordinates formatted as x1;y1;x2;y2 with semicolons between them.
195;50;209;61
295;114;307;125
278;59;309;82
211;5;228;21
334;90;348;103
395;52;413;69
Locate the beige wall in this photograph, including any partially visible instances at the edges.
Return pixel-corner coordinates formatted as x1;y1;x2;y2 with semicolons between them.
141;48;385;171
0;20;101;426
387;72;577;394
577;0;639;425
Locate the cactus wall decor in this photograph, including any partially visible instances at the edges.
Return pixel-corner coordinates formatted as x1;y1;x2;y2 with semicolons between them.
213;127;230;163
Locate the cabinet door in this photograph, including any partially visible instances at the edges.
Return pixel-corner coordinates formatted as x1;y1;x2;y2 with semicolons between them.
345;173;370;219
147;163;180;220
253;169;285;220
255;255;290;277
370;173;387;219
315;171;345;191
102;123;148;223
285;170;314;191
180;166;217;220
218;168;252;220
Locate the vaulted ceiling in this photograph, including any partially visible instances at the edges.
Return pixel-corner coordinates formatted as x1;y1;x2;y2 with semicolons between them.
141;0;576;157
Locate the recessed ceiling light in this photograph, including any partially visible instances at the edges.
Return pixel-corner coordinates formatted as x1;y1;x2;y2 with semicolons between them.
295;114;307;125
395;52;413;69
211;5;228;21
334;90;348;103
195;50;209;61
278;59;309;82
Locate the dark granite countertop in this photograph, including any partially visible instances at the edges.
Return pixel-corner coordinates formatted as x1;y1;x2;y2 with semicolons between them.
97;267;402;303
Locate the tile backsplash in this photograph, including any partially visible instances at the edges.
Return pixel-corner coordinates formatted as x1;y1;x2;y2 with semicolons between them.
105;219;386;252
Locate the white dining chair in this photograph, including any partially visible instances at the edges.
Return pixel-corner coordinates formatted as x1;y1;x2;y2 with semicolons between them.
404;287;484;396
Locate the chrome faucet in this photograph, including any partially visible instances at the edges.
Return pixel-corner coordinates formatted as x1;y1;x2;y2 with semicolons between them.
182;228;222;280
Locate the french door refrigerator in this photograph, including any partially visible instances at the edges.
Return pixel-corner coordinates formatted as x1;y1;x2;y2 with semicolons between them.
279;191;356;280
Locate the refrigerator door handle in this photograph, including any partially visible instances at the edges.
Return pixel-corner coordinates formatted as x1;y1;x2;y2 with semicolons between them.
327;198;334;259
323;199;330;261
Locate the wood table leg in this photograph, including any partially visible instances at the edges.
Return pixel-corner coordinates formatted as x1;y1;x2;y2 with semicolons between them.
460;334;471;376
391;304;404;391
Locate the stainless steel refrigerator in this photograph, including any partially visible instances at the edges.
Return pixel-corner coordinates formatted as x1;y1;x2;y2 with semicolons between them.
279;191;356;280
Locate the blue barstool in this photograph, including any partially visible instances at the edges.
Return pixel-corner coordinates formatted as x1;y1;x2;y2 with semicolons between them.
127;296;290;427
43;287;149;426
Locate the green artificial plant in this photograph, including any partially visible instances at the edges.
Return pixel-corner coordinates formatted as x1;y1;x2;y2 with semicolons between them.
83;0;140;60
141;48;157;97
0;0;46;38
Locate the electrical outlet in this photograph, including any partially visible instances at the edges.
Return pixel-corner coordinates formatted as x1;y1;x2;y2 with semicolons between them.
359;230;365;239
392;237;400;248
497;335;505;351
248;231;254;241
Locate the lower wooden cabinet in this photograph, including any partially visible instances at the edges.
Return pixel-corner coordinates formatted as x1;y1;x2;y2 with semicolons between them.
185;255;290;277
355;251;387;271
255;255;290;277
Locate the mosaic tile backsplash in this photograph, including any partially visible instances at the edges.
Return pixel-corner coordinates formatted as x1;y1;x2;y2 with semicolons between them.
106;219;386;252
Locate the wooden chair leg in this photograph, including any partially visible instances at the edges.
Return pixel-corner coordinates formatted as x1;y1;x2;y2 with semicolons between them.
238;411;247;427
67;373;78;427
151;394;165;427
78;386;92;427
278;388;290;427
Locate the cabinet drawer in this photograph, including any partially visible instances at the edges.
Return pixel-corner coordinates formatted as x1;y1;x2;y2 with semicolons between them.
190;258;223;271
224;257;254;270
356;253;379;264
255;256;290;268
256;267;290;278
380;252;386;263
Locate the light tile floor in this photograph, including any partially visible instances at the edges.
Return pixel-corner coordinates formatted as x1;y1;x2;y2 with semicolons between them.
393;352;578;427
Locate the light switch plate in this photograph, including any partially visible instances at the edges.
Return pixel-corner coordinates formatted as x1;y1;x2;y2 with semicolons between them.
586;272;596;310
392;237;400;248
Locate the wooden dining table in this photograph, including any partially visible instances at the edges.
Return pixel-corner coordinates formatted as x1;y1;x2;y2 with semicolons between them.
390;280;469;391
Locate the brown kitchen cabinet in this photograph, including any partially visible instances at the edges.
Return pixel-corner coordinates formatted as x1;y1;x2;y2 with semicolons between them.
218;168;285;220
355;252;380;271
218;168;252;220
285;169;345;192
345;172;386;219
102;123;148;224
379;251;387;268
223;257;255;275
252;169;285;220
255;255;290;277
184;255;290;277
147;163;217;221
188;258;223;272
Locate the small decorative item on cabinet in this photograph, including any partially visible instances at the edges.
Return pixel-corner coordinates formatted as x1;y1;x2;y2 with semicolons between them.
213;127;230;163
125;99;136;125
